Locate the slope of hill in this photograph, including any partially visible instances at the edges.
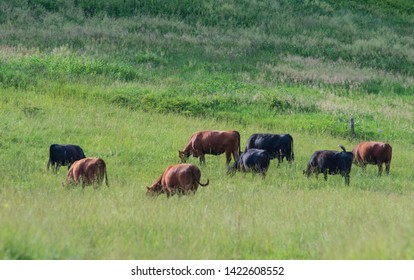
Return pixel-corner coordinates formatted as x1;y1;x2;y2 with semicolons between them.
1;0;413;142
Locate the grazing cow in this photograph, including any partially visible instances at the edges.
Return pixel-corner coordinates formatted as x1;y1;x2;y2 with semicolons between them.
146;164;209;197
66;157;108;189
244;133;294;166
47;144;86;172
303;145;353;185
352;141;392;175
227;148;271;178
178;130;240;165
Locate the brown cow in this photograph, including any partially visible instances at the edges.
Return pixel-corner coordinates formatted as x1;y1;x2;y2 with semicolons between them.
146;164;209;197
178;130;240;165
352;141;392;175
66;157;108;189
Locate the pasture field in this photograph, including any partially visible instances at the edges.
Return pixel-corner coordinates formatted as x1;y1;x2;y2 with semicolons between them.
0;90;414;260
0;0;414;259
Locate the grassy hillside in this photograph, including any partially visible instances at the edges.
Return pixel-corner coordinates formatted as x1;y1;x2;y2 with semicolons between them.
0;0;413;259
1;0;413;142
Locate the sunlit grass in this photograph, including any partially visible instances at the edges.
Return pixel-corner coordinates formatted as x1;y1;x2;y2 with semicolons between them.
0;91;413;259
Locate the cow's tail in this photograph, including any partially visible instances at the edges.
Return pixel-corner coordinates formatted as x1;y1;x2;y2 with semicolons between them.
47;159;51;171
339;145;346;152
98;159;109;187
289;136;294;161
234;130;242;158
197;178;209;187
385;143;392;163
193;169;209;187
104;166;109;187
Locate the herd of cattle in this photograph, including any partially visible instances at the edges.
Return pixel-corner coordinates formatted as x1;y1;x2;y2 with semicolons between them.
48;130;392;196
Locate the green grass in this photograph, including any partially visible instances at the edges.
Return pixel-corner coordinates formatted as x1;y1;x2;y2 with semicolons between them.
0;0;413;259
0;91;413;259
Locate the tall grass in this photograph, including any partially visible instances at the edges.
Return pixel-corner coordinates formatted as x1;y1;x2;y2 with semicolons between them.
1;0;414;84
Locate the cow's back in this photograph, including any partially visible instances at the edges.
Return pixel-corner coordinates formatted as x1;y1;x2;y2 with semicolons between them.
242;149;270;164
65;145;86;161
242;149;270;171
67;157;107;186
70;158;88;180
195;130;239;153
66;158;84;184
245;133;293;161
353;141;392;164
161;164;200;193
245;134;271;151
308;150;328;167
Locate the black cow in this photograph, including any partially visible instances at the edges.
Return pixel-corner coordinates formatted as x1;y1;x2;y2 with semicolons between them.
303;145;353;185
244;133;294;166
47;144;86;172
227;149;271;178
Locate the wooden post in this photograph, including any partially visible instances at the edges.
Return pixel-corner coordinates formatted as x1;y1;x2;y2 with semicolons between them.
350;118;356;139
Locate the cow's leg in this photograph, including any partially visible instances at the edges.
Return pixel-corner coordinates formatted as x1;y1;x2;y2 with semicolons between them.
199;154;206;165
261;169;267;179
191;184;197;195
323;170;328;181
176;188;183;196
385;162;391;175
286;149;294;164
93;174;99;190
280;150;285;163
232;149;239;162
304;166;312;178
345;175;350;186
54;163;60;173
314;168;319;179
166;187;173;197
377;163;383;176
241;166;247;177
225;152;232;166
361;163;367;172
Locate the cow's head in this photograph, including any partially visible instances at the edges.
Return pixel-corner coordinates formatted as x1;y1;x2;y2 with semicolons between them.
226;165;236;176
146;182;162;196
226;158;240;177
303;168;312;178
178;150;190;163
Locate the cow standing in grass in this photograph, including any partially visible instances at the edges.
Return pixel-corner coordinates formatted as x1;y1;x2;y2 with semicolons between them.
48;144;86;172
147;164;209;197
178;130;240;165
352;141;392;175
304;145;353;185
66;157;108;189
227;148;271;178
244;133;294;166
